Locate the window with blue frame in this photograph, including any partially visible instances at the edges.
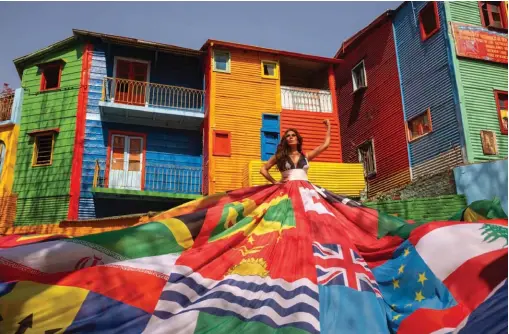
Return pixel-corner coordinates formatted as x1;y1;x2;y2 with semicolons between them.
213;50;231;73
261;114;280;161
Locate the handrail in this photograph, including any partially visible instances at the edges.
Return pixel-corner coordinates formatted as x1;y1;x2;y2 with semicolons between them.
93;160;202;194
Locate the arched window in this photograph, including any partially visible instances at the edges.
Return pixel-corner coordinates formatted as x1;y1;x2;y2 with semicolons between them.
0;140;6;179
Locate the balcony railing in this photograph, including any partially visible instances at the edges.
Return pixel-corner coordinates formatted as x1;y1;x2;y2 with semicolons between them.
102;77;205;112
0;91;14;122
93;160;202;195
281;86;332;113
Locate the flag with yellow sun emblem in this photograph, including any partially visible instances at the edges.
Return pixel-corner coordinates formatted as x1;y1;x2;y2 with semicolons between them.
0;181;507;333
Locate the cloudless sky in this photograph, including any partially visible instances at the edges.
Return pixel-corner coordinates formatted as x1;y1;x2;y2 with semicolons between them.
0;1;401;87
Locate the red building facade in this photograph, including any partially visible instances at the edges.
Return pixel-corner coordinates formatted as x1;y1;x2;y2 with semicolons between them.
335;11;410;196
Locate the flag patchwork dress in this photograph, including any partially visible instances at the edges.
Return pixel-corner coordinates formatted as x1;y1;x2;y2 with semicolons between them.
0;164;507;333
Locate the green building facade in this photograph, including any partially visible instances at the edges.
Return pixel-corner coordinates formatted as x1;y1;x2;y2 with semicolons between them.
445;1;508;162
12;38;84;225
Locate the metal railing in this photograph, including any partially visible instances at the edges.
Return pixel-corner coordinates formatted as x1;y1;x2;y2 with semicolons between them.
102;77;204;112
0;92;14;122
93;160;202;195
281;86;332;113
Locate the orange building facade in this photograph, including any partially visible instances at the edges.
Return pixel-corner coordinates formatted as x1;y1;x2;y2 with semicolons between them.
201;40;358;195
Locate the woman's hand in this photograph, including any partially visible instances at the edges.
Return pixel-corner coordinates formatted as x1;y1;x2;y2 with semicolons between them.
323;119;330;129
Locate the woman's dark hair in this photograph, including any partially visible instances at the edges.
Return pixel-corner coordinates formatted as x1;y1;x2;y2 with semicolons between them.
275;128;303;171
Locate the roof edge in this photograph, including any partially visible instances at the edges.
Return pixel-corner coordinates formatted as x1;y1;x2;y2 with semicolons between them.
202;39;343;64
73;29;203;57
13;36;77;78
334;10;394;59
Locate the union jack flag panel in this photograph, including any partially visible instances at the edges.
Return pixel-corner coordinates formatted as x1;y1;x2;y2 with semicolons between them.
312;242;382;298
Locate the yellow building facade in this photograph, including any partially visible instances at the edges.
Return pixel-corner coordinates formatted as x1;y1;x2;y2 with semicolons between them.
0;88;23;228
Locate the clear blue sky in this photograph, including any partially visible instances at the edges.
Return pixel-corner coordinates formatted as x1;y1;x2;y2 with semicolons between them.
0;1;400;87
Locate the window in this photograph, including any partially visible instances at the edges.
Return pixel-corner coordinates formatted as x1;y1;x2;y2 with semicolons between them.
213;50;231;73
0;140;5;178
351;60;367;92
213;130;231;156
419;2;440;41
261;61;278;79
40;61;62;91
114;58;150;106
479;1;508;30
32;133;55;166
358;140;376;178
495;90;508;134
407;109;433;141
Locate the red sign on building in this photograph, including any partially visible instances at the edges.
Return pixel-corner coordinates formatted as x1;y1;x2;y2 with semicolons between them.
451;22;508;64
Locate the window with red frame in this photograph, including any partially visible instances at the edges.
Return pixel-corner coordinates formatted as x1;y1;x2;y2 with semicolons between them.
479;1;508;30
495;91;508;134
40;62;62;91
213;130;231;156
407;109;433;141
419;2;440;40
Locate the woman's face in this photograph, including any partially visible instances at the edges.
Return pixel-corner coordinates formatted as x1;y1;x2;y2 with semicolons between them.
285;131;298;147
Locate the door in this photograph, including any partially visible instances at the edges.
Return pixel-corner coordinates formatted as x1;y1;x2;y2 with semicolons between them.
261;114;280;161
109;135;144;190
261;132;279;161
114;59;149;106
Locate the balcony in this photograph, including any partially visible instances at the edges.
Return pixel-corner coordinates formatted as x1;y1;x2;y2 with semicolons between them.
281;86;332;113
92;159;202;200
99;77;205;130
0;91;14;123
242;160;365;197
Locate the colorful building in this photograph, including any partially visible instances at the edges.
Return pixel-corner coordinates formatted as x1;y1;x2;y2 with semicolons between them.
10;30;205;224
0;87;23;227
445;1;507;162
394;1;507;178
336;1;507;197
201;40;365;197
8;31;367;227
72;30;204;219
335;11;411;196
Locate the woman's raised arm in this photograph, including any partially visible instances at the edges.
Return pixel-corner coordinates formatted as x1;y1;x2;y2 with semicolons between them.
306;119;331;161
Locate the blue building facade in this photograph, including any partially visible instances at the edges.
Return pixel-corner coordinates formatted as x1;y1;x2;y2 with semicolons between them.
76;31;205;218
393;1;465;180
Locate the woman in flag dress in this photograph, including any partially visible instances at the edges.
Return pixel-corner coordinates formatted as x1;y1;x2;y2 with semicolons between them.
0;118;507;333
260;119;331;184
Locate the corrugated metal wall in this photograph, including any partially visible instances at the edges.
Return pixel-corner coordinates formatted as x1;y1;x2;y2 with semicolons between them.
79;45;107;219
393;2;464;179
336;17;410;195
244;160;365;197
0;194;17;229
280;109;341;162
12;43;83;225
365;194;467;221
209;47;280;193
446;2;508;162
